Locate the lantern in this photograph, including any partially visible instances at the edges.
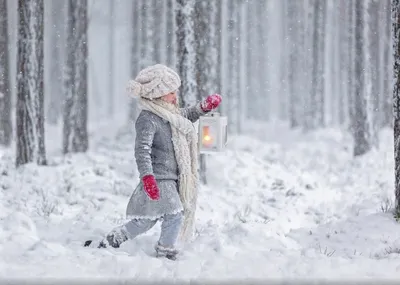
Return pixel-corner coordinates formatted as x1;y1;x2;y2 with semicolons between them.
198;112;228;154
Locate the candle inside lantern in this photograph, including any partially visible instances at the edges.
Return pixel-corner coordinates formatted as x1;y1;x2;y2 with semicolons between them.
202;126;213;147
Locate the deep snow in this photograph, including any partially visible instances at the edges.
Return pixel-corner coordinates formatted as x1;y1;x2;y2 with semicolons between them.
0;118;399;280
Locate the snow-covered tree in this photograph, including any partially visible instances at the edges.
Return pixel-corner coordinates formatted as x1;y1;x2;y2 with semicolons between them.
226;0;240;133
176;0;197;107
383;0;393;127
16;0;47;166
140;0;149;69
0;0;12;146
392;0;400;211
165;0;176;67
128;0;141;121
46;0;65;125
338;0;348;126
239;0;248;128
347;0;355;132
194;0;219;100
194;0;220;185
353;0;372;157
108;0;114;117
310;0;327;128
287;0;303;128
303;0;315;130
63;0;88;154
151;0;162;64
279;0;289;121
364;0;379;148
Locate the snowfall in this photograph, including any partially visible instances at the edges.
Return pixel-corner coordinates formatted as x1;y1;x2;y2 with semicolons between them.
1;116;400;282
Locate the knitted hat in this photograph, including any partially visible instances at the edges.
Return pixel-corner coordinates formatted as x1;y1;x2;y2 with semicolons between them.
127;64;181;99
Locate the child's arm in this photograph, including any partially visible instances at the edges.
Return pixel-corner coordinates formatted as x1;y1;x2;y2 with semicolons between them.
134;113;156;179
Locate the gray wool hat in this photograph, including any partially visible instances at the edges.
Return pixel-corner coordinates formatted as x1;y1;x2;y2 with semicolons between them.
127;64;181;99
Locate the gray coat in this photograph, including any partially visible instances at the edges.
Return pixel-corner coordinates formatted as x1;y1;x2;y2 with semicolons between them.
126;103;207;220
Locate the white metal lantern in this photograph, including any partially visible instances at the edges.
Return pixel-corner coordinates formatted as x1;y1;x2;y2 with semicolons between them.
198;112;228;154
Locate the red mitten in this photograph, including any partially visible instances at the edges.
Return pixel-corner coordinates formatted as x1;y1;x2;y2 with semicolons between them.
201;94;222;112
142;175;160;200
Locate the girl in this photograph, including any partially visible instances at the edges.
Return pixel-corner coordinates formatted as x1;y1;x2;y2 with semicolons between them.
85;64;222;260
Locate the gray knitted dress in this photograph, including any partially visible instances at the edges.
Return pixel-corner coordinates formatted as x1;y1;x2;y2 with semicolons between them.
126;103;207;220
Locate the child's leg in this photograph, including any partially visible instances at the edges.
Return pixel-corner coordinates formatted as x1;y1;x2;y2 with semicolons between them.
103;218;157;248
155;211;183;258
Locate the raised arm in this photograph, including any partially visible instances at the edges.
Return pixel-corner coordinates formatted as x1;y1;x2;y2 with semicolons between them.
180;94;222;123
134;112;157;179
180;103;208;123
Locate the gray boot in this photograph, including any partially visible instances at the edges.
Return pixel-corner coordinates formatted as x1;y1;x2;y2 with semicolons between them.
99;227;129;248
155;242;179;260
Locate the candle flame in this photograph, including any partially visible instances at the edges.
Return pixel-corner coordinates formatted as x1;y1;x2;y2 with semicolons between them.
202;126;213;146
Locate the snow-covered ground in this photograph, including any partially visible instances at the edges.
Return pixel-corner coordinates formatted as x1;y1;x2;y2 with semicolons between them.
1;118;399;280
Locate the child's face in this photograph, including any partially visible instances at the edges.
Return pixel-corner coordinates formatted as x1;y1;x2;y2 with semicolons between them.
161;91;178;105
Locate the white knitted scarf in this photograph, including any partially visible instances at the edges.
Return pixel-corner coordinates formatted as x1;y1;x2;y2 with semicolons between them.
139;98;199;242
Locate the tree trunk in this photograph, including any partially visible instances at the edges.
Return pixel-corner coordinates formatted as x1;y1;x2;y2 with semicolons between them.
129;0;141;121
175;0;198;241
176;0;197;107
152;0;162;64
304;0;315;130
347;0;355;133
16;0;47;166
392;0;400;212
47;0;64;125
353;0;371;157
166;0;176;67
365;0;379;147
318;0;327;127
383;0;393;127
108;0;114;117
310;0;321;129
226;0;240;134
279;0;289;121
338;0;347;126
63;0;88;154
288;1;301;128
0;0;12;146
194;0;219;184
140;0;150;69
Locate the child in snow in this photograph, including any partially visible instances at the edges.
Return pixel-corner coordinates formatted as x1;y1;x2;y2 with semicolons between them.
85;64;222;260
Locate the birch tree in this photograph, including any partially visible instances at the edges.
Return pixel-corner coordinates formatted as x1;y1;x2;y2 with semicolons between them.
16;0;47;166
0;0;12;146
63;0;88;154
392;0;400;212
